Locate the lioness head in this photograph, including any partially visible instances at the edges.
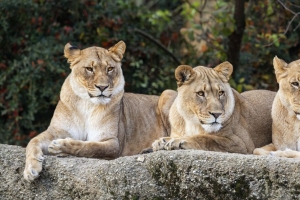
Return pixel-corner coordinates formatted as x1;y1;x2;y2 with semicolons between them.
273;56;300;119
175;62;234;133
64;41;126;104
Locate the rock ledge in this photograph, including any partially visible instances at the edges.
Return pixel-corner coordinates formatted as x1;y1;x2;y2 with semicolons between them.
1;144;300;199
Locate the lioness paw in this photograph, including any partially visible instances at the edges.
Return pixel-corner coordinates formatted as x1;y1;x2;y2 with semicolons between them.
164;138;186;150
152;138;168;151
48;138;71;154
270;149;300;158
24;154;44;182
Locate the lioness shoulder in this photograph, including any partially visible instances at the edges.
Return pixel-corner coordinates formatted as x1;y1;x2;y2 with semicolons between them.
24;41;170;181
254;57;300;158
152;62;276;154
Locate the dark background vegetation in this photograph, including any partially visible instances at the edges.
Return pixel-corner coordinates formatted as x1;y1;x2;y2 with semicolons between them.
0;0;299;146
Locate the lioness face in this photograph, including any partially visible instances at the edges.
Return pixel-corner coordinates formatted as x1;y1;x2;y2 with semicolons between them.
64;41;126;104
274;56;300;119
175;62;234;133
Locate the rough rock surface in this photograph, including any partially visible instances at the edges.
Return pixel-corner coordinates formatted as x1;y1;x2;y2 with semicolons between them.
1;144;300;199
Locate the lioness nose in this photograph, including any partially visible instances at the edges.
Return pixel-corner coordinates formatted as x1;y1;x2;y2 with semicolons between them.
95;85;108;92
209;112;222;119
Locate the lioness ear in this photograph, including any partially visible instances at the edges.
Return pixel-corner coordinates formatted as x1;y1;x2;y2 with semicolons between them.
273;56;288;82
64;43;81;64
175;65;196;87
213;61;233;82
108;41;126;62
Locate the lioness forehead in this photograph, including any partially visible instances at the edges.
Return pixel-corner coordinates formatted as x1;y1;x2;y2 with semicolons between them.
288;61;300;73
81;47;109;59
76;47;113;67
194;66;219;77
288;60;300;68
177;66;229;94
286;61;300;79
194;66;226;87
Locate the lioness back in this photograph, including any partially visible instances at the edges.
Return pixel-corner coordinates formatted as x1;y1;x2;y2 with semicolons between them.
240;90;275;148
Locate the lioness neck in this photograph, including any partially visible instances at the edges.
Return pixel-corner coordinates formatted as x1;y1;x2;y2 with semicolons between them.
54;75;123;141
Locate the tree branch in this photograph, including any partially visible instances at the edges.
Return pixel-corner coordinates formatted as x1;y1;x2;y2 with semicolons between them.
278;0;296;14
288;1;300;9
134;28;181;65
278;0;300;32
265;0;300;46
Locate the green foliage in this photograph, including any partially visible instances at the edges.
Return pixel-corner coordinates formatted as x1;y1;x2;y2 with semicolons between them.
0;0;182;145
181;0;300;92
1;0;300;145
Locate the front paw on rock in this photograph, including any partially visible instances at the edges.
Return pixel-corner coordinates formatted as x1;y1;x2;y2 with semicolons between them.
24;168;40;182
23;158;44;182
165;139;185;150
152;138;167;151
48;139;64;154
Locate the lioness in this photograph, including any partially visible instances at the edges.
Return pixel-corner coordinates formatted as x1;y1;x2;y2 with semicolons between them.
151;62;276;154
254;57;300;158
23;41;170;181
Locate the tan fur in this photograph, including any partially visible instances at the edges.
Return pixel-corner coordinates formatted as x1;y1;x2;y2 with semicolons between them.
152;62;276;154
23;41;171;181
254;57;300;158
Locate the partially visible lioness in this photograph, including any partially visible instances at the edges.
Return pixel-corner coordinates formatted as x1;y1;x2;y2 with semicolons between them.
24;41;170;181
254;57;300;158
152;62;276;154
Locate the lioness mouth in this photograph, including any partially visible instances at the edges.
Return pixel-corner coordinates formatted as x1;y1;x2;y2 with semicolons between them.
200;121;220;126
97;94;108;98
88;93;111;98
208;122;220;126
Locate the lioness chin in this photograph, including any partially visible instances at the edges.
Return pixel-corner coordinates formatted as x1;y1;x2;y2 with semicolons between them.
152;62;276;154
254;57;300;158
23;41;171;181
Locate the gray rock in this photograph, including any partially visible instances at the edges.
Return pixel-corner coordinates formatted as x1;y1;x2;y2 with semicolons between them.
1;144;300;199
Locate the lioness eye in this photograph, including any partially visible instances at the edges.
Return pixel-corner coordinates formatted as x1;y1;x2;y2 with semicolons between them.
107;67;114;72
219;91;225;96
197;91;205;97
292;82;299;87
85;67;93;72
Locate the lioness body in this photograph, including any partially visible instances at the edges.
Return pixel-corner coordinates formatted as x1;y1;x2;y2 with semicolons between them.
254;57;300;157
153;63;275;153
24;41;170;181
50;79;167;156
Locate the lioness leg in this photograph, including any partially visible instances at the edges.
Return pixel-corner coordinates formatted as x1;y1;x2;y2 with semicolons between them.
24;130;71;181
144;137;183;153
161;136;213;151
152;137;202;151
253;143;276;155
153;135;248;153
48;137;119;159
152;137;173;151
270;149;300;158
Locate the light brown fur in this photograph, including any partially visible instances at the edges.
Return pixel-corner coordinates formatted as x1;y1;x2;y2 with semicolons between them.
152;62;276;154
24;41;171;181
254;57;300;158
